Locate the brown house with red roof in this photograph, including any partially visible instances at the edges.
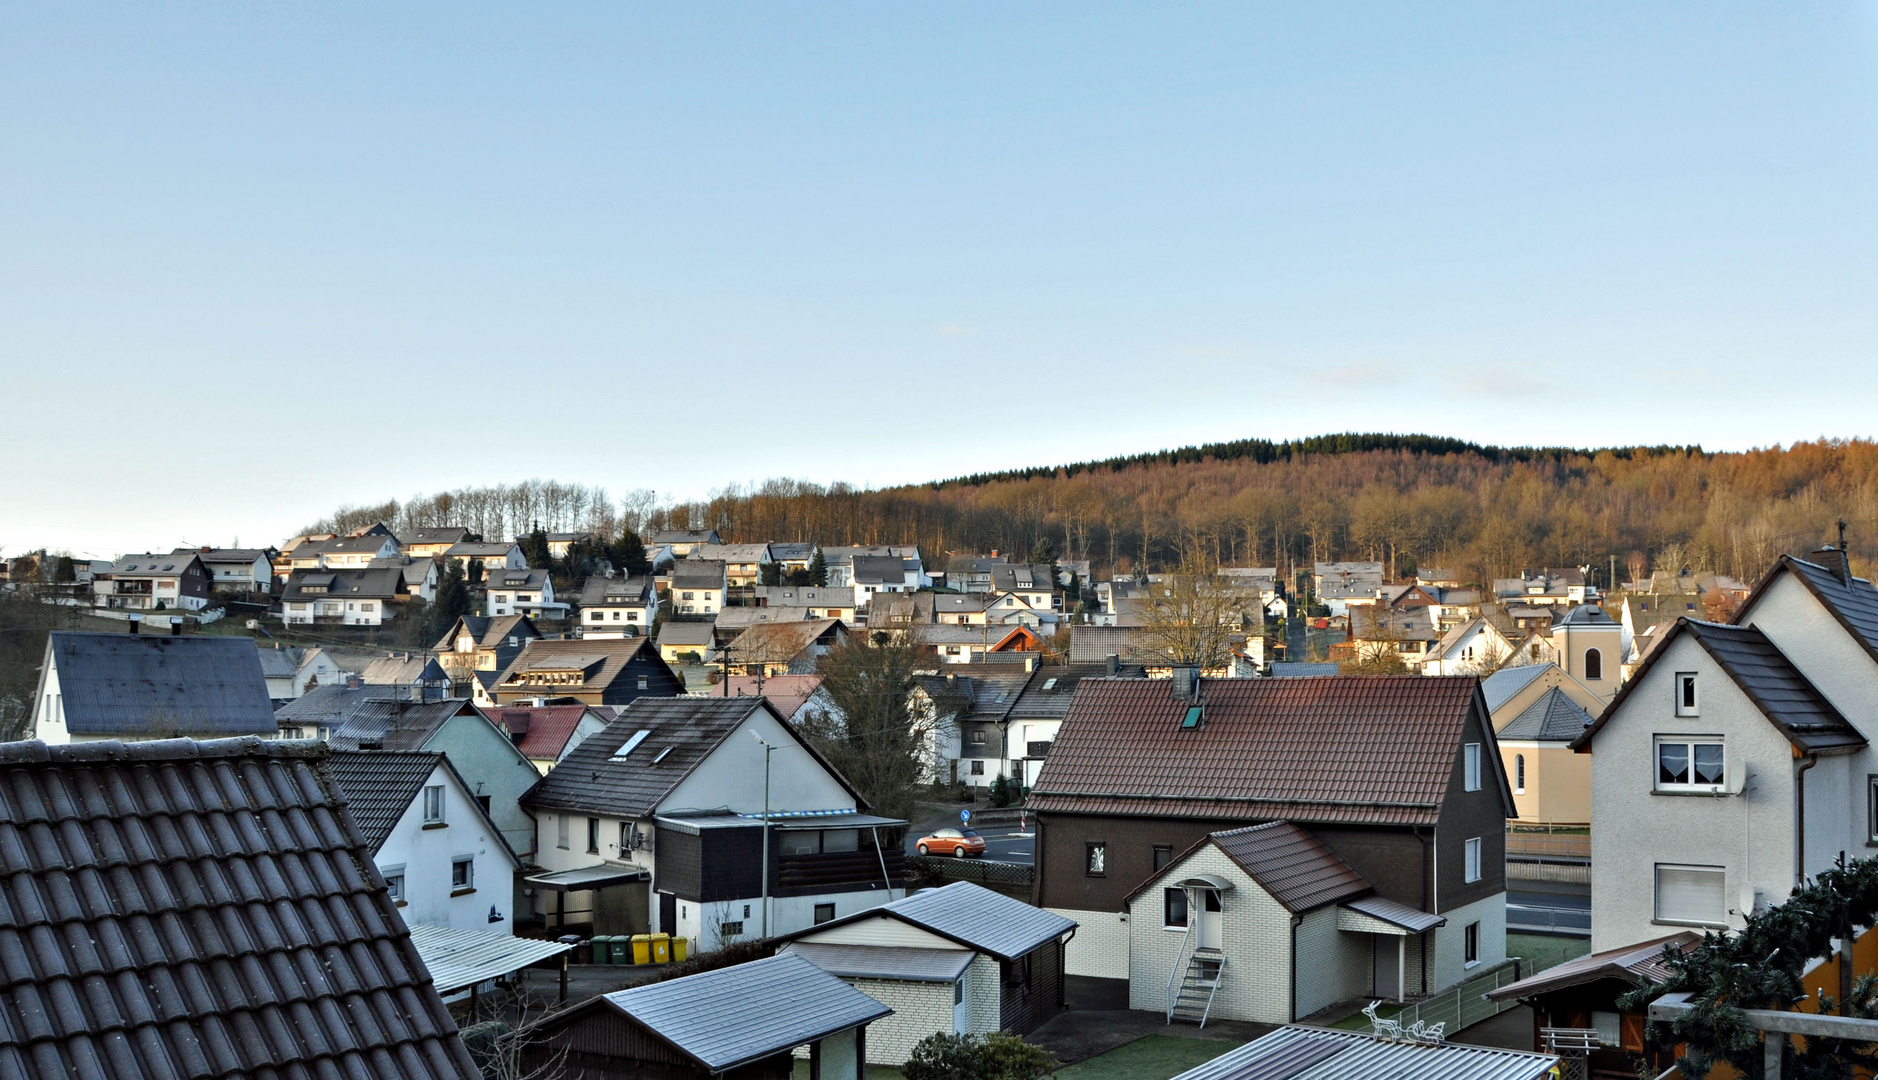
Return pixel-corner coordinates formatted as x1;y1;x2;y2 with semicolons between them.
481;702;614;773
1028;673;1514;1003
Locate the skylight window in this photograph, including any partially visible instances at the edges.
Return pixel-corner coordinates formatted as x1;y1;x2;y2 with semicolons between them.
652;747;672;764
1041;678;1058;691
1180;705;1205;730
611;730;652;760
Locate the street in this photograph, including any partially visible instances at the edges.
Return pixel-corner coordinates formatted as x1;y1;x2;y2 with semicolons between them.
904;805;1037;865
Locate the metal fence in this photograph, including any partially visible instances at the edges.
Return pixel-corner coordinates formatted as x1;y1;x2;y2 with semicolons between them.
1382;938;1592;1035
907;855;1035;890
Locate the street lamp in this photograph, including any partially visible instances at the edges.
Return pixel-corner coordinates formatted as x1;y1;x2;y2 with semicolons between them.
753;729;776;938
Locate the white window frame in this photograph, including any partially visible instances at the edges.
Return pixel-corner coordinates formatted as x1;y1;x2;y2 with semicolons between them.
556;814;570;849
451;856;474;890
1463;742;1482;792
1674;672;1699;716
1655;735;1725;792
422;785;444;824
1655;863;1727;926
1464;837;1482;883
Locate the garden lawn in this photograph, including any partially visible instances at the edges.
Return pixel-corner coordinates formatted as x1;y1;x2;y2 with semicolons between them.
1054;1035;1239;1080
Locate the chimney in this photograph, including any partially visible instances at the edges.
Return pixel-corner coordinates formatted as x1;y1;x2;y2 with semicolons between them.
990;549;999;560
128;614;142;635
346;675;364;690
1171;666;1198;701
1105;653;1119;676
169;617;183;636
1813;545;1852;586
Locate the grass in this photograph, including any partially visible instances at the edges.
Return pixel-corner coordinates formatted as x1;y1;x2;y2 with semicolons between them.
1054;1035;1238;1080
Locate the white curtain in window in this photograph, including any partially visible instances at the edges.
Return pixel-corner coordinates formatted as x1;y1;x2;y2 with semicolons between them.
1656;865;1725;924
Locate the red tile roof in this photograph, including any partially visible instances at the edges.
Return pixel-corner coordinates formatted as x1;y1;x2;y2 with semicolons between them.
481;704;596;760
1127;821;1371;913
1028;675;1483;826
718;674;825;717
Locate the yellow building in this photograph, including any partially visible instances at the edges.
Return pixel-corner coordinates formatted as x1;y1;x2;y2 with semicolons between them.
1481;663;1601;826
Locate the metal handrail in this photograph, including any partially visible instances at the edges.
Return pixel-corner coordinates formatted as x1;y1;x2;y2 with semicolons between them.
1166;914;1198;1021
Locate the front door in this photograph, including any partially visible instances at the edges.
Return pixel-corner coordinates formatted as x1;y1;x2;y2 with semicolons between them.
953;977;969;1033
1374;935;1401;999
1197;890;1223;949
658;891;677;936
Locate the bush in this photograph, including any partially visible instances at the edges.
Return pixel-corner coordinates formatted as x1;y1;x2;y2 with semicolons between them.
989;774;1011;808
904;1032;1056;1080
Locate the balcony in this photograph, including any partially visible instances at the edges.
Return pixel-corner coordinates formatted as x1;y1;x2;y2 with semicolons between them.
775;848;907;896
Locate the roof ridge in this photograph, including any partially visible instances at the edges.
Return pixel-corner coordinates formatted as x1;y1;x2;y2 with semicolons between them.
0;734;328;765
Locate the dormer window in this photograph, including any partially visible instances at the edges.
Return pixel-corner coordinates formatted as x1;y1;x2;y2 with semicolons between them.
1675;673;1699;716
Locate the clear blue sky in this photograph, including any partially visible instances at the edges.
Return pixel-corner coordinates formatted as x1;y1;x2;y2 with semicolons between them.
4;4;1876;555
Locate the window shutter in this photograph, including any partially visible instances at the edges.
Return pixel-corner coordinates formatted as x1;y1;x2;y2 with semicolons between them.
1656;865;1726;924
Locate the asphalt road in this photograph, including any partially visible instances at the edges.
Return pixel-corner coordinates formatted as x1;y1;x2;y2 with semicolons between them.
1507;885;1591;935
904;807;1037;865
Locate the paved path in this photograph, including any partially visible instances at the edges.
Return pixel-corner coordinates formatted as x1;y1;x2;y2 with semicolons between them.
1025;977;1271;1065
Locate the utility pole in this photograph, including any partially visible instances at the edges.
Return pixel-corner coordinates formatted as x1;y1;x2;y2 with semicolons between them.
753;731;776;937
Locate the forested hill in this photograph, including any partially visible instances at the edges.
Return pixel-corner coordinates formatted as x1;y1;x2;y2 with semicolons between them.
306;436;1878;590
931;433;1704;488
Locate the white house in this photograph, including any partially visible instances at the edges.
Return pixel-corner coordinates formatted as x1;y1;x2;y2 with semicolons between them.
279;566;406;626
669;560;726;615
92;553;214;611
578;575;658;637
688;543;774;587
444;541;527;575
286;534;402;571
328;750;521;933
179;547;274;592
32;629;277;743
1576;547;1878;953
519;695;905;953
256;643;345;701
486;566;566;619
1420;617;1523;676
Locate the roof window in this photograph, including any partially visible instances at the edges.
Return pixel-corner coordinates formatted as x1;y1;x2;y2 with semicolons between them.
611;730;652;760
652;747;672;764
1180;705;1205;730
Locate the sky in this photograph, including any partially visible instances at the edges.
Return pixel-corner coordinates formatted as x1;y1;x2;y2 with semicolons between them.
4;4;1877;556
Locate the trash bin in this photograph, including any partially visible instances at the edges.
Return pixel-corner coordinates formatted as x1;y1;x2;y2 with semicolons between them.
596;936;620;965
631;934;652;965
650;933;672;964
671;937;688;963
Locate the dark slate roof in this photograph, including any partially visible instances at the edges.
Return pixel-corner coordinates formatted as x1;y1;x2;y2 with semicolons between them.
0;736;479;1079
1008;664;1134;719
492;637;664;698
600;952;888;1072
47;631;276;737
327;749;445;849
1574;619;1867;754
1557;604;1616;627
1212;822;1370;912
1029;676;1498;825
431;614;540;653
1067;626;1160;664
276;686;478;751
281;566;406;601
1776;554;1878;662
521;696;865;817
851;555;907;584
1497;688;1595;742
1479;664;1549;712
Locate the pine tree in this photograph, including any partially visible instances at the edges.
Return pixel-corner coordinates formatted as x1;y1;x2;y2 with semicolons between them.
430;561;470;640
807;548;827;587
612;527;651;577
522;523;551;568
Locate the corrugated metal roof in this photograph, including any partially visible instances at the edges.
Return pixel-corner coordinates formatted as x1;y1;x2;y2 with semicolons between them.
0;736;480;1079
1340;895;1446;933
328;749;445;848
876;882;1077;961
782;943;974;982
1170;1025;1557;1080
1497;688;1594;742
407;924;572;994
47;631;277;737
1029;676;1484;826
1270;662;1340;678
524;865;650;890
605;953;891;1071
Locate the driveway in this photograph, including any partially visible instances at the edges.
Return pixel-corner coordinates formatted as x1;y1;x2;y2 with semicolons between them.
1026;977;1272;1066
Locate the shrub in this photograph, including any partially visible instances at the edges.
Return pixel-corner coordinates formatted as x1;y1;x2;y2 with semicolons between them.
904;1032;1056;1080
989;774;1011;808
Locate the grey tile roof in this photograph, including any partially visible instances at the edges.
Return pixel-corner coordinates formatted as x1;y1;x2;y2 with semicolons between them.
279;688;478;752
255;644;304;680
871;882;1077;961
1067;626;1158;663
754;586;853;607
485;567;549;590
669;560;726;589
1497;688;1594;742
649;530;719;545
522;696;863;818
1576;618;1867;754
493;636;667;699
1778;554;1878;662
1270;662;1340;677
1557;604;1616;626
1008;664;1130;719
0;736;479;1080
47;631;276;737
1479;664;1549;712
404;527;469;545
782;942;973;983
601;953;890;1072
656;622;716;648
851;555;907;584
281;565;406;600
431;614;540;653
328;749;445;849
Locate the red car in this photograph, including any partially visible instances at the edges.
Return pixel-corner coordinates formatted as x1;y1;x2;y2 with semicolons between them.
916;828;986;858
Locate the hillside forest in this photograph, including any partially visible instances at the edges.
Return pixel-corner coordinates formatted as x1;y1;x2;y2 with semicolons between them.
302;435;1878;590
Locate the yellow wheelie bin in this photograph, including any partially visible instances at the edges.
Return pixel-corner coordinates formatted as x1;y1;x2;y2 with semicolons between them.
650;932;672;964
630;934;652;965
671;937;688;963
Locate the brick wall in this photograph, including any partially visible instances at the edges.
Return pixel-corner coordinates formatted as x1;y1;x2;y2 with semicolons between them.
848;978;953;1065
967;954;1001;1032
1124;846;1295;1024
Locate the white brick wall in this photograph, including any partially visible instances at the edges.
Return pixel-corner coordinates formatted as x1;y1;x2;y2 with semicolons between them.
1292;904;1370;1018
967;954;1001;1032
1052;906;1130;979
1431;891;1506;992
848;978;954;1065
1124;847;1295;1024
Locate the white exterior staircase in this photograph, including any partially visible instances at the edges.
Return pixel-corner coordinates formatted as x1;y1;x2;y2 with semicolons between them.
1166;948;1226;1026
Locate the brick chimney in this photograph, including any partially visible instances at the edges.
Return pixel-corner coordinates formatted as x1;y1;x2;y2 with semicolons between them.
1812;545;1852;586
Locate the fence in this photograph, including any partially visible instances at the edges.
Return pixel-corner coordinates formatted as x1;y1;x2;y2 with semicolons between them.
1380;938;1592;1035
907;855;1034;891
1506;825;1591;862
